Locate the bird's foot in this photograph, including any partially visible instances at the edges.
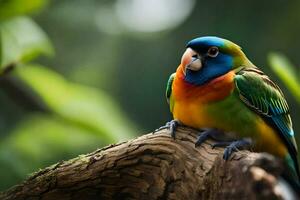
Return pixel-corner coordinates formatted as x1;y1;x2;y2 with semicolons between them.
153;119;181;139
212;138;252;160
195;128;224;147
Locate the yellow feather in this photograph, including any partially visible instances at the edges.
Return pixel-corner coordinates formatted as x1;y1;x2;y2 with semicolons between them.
255;119;288;158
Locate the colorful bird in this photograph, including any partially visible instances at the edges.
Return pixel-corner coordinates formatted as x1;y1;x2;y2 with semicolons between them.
157;36;300;187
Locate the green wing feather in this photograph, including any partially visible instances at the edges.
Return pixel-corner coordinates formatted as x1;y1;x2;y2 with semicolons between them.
166;73;175;112
234;67;299;179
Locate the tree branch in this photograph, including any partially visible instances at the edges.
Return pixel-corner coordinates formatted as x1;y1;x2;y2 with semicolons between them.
0;127;294;200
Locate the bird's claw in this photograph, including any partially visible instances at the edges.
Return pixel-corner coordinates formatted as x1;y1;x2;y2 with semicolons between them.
153;120;181;139
211;141;232;149
212;139;252;160
195;129;224;147
223;144;239;160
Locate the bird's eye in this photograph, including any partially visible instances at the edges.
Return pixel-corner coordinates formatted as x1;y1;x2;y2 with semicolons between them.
207;46;219;57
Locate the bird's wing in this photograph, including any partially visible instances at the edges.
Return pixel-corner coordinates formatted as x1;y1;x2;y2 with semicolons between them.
166;73;176;111
234;67;297;153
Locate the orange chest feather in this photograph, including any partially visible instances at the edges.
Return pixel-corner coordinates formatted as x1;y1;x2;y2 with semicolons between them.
171;67;235;129
172;67;236;103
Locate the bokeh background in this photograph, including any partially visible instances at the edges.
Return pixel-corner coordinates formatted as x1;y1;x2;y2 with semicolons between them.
0;0;299;190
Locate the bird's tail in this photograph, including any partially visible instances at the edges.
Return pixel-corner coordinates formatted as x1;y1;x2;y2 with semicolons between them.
283;154;300;193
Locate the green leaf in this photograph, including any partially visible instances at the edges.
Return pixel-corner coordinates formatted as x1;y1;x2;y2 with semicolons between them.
0;0;47;21
0;16;53;73
14;64;137;142
268;52;300;103
0;114;105;190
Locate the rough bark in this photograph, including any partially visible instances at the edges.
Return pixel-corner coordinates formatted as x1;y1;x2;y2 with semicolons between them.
0;127;294;200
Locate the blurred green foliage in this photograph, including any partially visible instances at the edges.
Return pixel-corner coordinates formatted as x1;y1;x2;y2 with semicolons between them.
268;53;300;103
0;114;103;188
15;64;136;142
0;16;53;72
0;0;137;190
0;0;47;21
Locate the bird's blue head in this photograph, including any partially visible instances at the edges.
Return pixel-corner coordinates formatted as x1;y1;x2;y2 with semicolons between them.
180;36;251;85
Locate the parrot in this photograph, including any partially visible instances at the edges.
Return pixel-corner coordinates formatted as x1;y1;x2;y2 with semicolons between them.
156;36;300;188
